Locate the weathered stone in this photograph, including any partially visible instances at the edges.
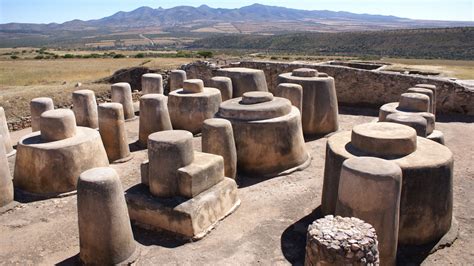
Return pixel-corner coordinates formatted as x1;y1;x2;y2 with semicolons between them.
399;93;430;112
0;107;15;157
379;102;435;135
148;130;194;197
72;89;99;129
407;87;435;114
216;67;268;97
0;135;13;207
274;83;303;113
40;109;77;141
427;130;445;145
169;70;187;92
321;124;453;245
336;157;402;266
240;91;273;104
183;79;205;93
386;113;428;137
305;215;379;266
217;93;309;177
202;118;237;179
278;68;339;135
210;76;233;101
351;122;417;158
30;97;54;132
14;109;109;195
138;94;172;147
415;84;438;115
168;84;221;134
111;82;136;121
98;103;132;163
141;73;163;94
78;167;136;265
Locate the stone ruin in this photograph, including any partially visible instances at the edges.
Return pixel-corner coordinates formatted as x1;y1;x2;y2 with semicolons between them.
0;59;461;264
0;107;15;157
126;130;240;239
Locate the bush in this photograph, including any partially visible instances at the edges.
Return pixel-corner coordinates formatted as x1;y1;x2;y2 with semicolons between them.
113;54;126;58
135;53;145;58
34;55;44;60
197;50;213;59
63;54;74;59
10;55;19;59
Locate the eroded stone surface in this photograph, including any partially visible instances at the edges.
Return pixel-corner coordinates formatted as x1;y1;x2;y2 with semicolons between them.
111;82;136;121
98;103;132;163
210;76;233;101
216;67;268;97
0;135;13;207
169;70;187;92
30;97;54;132
141;73;163;94
72;89;98;129
386;113;428;137
0;107;15;156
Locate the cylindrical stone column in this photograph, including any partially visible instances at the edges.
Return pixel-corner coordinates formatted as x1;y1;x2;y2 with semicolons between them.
148;130;194;197
142;73;163;94
72;89;99;129
274;83;303;113
210;76;233;101
169;70;187;92
305;215;379;266
77;167;136;265
111;82;136;121
202;118;237;179
407;87;435;114
40;109;77;141
415;84;437;115
0;135;13;207
98;103;132;163
0;107;15;157
386;113;428;137
30;97;54;132
399;93;430;112
139;94;173;147
336;157;402;266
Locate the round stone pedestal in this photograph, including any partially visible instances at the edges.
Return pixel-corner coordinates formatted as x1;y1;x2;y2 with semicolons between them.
111;82;136;121
141;73;163;94
336;157;402;265
379;102;435;135
407;87;435;114
138;94;172;147
168;80;221;134
278;68;339;135
217;92;309;177
30;97;54;132
216;67;268;97
78;167;137;265
0;107;15;157
72;89;99;129
98;103;132;163
0;135;13;207
399;93;430;112
305;215;379;266
210;76;233;101
322;122;453;245
386;113;428;137
274;83;303;113
169;70;187;92
14;109;109;195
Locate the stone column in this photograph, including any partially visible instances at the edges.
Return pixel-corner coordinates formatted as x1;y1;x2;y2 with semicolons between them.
0;107;15;157
210;76;233;101
407;87;435;114
415;84;437;115
202;118;237;179
398;93;430;113
305;215;379;266
72;89;99;129
274;83;303;113
142;73;163;94
169;70;187;92
386;113;428;137
0;135;13;207
216;67;268;97
98;103;132;163
336;157;402;266
148;130;194;197
40;109;77;141
111;82;136;121
138;94;172;147
30;97;54;132
77;167;136;265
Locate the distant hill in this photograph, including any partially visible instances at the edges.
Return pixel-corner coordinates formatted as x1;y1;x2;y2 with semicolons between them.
1;4;473;48
191;27;474;60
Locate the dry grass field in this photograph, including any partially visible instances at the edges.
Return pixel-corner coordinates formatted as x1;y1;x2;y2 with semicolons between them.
380;58;474;79
0;57;194;119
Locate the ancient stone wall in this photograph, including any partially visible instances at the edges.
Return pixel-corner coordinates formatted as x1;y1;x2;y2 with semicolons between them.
182;60;474;115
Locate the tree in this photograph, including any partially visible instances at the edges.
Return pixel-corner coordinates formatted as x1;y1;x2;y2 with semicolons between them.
197;50;213;59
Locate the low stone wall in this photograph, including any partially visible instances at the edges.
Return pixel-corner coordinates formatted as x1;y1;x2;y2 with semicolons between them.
181;60;474;115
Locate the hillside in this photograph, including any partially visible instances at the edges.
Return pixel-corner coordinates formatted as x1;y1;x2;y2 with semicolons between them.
191;27;474;60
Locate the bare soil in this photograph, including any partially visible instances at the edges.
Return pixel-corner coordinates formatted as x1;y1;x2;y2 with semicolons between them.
1;106;473;265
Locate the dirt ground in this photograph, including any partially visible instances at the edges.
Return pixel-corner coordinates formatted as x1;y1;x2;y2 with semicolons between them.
0;107;473;265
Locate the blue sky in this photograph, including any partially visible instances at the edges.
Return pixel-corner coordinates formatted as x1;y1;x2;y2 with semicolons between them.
0;0;472;24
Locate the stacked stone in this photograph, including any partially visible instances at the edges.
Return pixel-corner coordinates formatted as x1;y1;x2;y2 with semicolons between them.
169;70;187;92
215;67;268;97
126;130;240;239
0;135;14;207
0;107;15;157
30;97;54;132
141;73;163;94
379;84;444;144
278;68;339;135
14;109;109;195
111;83;136;121
72;89;99;129
98;103;132;163
322;122;454;246
305;215;379;266
168;79;221;134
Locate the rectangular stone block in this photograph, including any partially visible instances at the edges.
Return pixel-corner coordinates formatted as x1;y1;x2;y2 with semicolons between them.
125;178;240;239
177;152;225;198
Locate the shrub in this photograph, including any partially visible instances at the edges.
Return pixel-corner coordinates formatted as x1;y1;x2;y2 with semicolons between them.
113;53;126;58
135;53;145;58
10;55;19;59
63;54;74;59
197;50;213;59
